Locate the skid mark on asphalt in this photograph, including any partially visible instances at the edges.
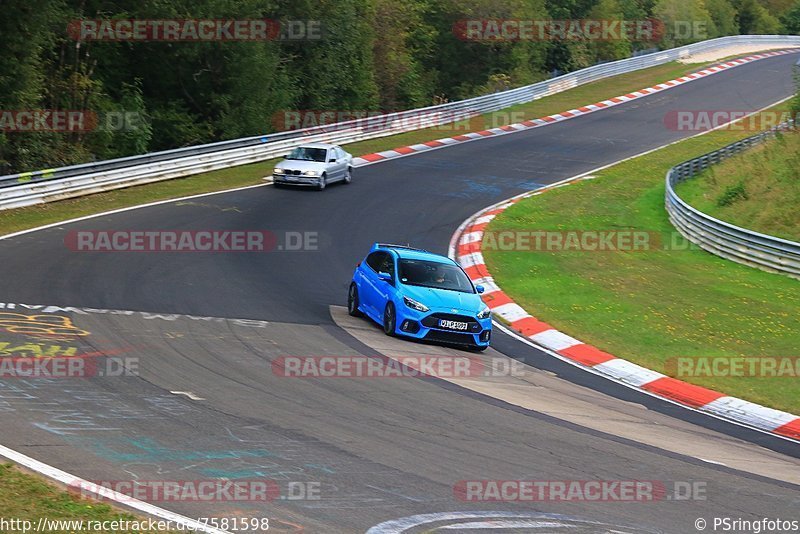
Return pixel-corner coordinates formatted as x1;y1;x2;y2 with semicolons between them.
0;306;469;529
174;200;243;213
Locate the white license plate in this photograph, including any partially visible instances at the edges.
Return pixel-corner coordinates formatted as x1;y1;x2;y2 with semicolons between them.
439;319;468;331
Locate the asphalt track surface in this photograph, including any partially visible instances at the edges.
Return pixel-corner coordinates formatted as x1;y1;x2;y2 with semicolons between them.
0;53;798;533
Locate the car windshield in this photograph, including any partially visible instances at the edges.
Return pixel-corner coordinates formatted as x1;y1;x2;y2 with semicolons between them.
286;147;327;162
398;259;474;293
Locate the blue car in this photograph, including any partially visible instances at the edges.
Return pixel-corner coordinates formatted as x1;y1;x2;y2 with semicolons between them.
348;243;492;350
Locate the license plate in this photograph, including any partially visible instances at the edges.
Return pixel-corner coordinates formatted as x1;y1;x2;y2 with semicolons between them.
439;319;468;331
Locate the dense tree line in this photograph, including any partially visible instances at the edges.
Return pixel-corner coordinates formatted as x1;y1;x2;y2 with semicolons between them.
1;0;797;174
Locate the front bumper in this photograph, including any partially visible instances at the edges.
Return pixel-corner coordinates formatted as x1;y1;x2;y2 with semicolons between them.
273;173;322;186
394;305;492;347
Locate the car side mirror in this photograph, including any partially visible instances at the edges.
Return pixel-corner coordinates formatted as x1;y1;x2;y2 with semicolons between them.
378;272;392;282
328;158;336;163
475;284;485;294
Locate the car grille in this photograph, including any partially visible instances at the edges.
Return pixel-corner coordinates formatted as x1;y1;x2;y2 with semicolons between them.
283;169;302;175
424;330;477;346
422;313;481;333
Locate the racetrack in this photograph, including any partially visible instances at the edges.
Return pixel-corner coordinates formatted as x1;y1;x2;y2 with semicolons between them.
0;52;798;533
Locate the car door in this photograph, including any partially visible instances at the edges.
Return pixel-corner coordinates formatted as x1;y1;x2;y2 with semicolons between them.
372;253;397;314
325;148;340;180
337;147;350;175
331;147;347;180
359;251;386;318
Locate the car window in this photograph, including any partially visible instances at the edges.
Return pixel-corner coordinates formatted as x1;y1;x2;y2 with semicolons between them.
365;251;385;272
336;148;346;160
378;254;395;278
398;259;473;293
286;147;327;162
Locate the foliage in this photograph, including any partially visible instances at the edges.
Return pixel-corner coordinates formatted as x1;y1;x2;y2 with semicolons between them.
715;181;748;206
0;0;796;173
784;2;800;34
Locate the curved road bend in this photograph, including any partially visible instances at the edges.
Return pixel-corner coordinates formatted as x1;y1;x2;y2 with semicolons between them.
0;52;798;532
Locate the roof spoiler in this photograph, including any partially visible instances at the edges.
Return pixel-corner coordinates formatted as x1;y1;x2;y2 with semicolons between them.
372;242;428;253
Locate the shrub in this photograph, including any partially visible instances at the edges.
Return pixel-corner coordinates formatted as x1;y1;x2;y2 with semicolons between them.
716;182;748;206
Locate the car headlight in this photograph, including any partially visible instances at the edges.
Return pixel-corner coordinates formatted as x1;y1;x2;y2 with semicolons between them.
302;170;319;176
403;296;429;312
273;168;285;174
477;306;491;319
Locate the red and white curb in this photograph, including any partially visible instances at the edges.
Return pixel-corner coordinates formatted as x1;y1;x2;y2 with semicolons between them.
353;49;798;167
0;49;796;524
448;184;800;443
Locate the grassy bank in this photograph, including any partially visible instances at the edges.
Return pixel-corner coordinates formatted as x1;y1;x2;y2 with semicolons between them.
0;464;174;533
676;130;800;241
483;111;800;414
1;61;707;236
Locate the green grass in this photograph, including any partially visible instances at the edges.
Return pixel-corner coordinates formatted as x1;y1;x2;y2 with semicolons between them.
676;130;800;241
483;111;800;414
0;463;176;533
0;159;279;235
0;61;706;236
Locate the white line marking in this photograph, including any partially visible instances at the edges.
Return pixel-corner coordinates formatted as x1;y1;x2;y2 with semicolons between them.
367;511;643;534
0;51;796;526
353;50;799;168
170;391;206;401
0;183;268;242
697;457;728;466
0;443;231;534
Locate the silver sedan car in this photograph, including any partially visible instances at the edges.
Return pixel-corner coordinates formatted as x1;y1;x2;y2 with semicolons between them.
271;143;353;190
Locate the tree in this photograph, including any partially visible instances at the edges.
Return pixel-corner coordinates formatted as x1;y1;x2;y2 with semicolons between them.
369;0;435;110
424;0;549;100
0;0;65;173
281;0;379;111
706;0;739;35
735;0;782;33
653;0;716;46
587;0;633;62
780;0;800;32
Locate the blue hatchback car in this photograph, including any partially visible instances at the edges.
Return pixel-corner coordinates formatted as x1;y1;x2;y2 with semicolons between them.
348;243;492;350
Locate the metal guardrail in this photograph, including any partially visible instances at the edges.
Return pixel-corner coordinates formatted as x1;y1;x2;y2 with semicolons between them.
2;35;800;210
665;120;800;279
